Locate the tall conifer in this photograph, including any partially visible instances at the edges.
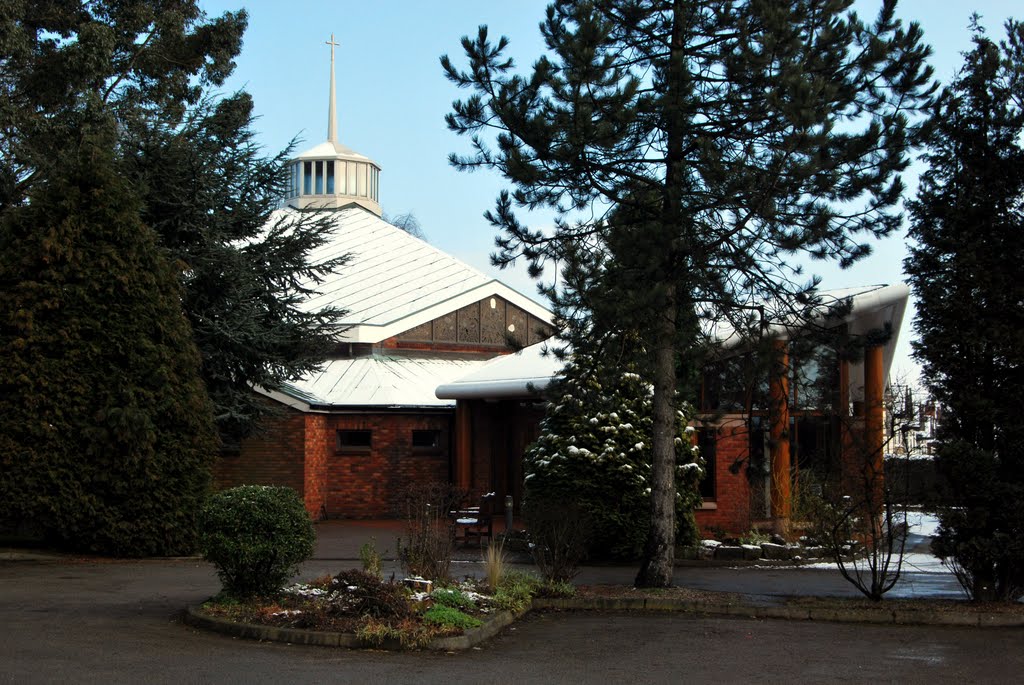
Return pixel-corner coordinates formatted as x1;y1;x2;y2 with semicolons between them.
905;19;1024;601
0;120;216;555
445;0;933;585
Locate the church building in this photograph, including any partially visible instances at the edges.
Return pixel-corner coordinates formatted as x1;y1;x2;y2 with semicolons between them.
218;37;911;536
212;38;552;519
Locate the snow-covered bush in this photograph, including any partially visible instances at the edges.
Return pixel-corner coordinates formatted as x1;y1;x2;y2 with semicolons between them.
524;349;703;560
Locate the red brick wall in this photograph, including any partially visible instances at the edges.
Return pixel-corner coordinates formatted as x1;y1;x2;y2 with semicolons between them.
303;414;330;519
695;418;753;535
323;413;452;518
217;406;455;519
213;409;306;496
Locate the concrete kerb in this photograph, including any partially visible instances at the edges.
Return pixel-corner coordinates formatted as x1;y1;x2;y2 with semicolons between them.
182;605;524;651
531;596;1024;628
184;593;1024;652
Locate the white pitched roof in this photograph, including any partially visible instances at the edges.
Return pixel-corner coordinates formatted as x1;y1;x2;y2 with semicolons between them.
266;355;489;409
289;207;551;343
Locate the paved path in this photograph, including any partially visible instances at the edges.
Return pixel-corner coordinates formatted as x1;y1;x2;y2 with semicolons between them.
0;522;1012;683
310;518;966;600
0;558;1018;684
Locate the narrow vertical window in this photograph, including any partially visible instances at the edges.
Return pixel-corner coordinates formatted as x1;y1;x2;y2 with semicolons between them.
303;161;312;195
315;161;324;194
698;428;717;500
326;160;335;194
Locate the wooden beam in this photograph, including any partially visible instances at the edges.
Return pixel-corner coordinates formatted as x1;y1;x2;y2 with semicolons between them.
453;400;472;491
769;339;791;525
863;345;885;485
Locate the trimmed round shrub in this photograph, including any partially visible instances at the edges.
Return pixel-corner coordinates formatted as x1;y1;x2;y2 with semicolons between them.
198;485;315;598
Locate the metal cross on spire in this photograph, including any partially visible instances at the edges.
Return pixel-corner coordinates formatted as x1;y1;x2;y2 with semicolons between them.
326;33;339;143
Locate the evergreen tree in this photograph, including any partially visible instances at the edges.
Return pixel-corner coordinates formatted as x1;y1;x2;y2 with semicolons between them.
525;336;702;560
444;0;933;585
0;119;216;555
123;95;349;440
904;19;1024;602
0;3;345;551
0;1;246;210
2;3;348;441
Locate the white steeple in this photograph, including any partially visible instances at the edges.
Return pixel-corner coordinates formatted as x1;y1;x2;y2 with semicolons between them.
285;34;382;215
327;34;338;143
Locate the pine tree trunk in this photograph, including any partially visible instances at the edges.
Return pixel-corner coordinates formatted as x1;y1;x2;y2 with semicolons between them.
635;0;686;588
635;285;678;588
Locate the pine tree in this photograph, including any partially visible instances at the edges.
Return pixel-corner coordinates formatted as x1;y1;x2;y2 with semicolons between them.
0;120;216;555
444;0;933;585
904;19;1024;602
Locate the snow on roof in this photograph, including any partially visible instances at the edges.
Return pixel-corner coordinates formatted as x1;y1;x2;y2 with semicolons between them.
437;283;910;401
705;283;898;346
288;207;551;343
269;355;490;409
435;342;563;400
293;140;375;164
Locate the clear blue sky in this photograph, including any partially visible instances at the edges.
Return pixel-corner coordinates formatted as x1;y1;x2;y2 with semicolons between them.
197;0;1019;382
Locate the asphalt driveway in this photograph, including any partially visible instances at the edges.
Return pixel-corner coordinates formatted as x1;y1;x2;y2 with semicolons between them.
2;556;1021;684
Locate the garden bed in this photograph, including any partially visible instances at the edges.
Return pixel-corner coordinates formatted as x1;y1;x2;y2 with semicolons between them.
188;568;558;650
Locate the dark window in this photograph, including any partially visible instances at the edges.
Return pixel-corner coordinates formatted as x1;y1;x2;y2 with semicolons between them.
789;338;839;411
337;429;372;453
411;429;445;454
697;429;717;500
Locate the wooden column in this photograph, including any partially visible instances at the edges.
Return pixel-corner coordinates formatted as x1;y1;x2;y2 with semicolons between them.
453;400;472;491
769;339;791;524
863;345;885;484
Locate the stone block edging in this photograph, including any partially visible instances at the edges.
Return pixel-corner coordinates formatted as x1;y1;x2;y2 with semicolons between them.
183;605;520;650
530;597;1024;628
185;595;1022;650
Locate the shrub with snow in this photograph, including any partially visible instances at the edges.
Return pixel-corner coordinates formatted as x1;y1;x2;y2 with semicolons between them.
524;349;703;560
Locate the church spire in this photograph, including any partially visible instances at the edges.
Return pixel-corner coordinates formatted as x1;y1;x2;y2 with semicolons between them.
285;33;382;216
326;34;339;143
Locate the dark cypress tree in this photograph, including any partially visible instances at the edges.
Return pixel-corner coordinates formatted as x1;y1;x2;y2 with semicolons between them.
444;0;934;586
0;3;341;552
0;119;216;555
904;19;1024;602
